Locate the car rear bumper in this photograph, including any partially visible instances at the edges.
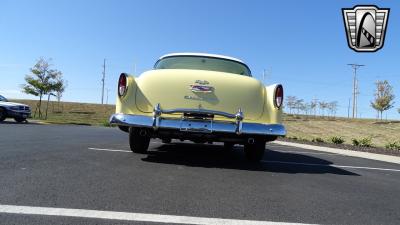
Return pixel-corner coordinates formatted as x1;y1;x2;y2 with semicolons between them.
109;113;286;137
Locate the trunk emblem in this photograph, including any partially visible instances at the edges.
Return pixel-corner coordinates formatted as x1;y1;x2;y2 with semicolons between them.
195;80;209;85
189;85;213;93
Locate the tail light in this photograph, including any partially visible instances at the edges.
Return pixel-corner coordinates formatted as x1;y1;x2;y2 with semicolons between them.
274;84;283;109
118;73;128;97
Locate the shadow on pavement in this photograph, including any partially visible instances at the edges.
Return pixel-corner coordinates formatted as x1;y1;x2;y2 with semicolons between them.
0;120;42;125
142;142;359;176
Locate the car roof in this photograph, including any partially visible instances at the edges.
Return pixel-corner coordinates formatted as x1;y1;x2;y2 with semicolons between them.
159;52;245;64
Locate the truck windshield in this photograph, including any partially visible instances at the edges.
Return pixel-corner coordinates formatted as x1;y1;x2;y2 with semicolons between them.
0;95;8;102
154;56;251;76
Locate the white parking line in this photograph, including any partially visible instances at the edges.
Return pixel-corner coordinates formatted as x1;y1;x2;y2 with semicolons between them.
276;150;338;156
88;147;131;153
0;204;312;225
263;160;400;172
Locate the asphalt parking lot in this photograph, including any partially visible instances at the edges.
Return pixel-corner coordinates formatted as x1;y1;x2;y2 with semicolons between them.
0;123;400;225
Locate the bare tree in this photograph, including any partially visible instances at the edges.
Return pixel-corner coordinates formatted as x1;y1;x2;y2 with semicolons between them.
294;99;304;114
371;80;395;120
286;96;297;114
310;100;318;117
327;101;338;118
319;101;328;117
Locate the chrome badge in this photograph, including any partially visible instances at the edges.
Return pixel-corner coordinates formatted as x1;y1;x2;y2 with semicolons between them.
195;80;209;85
190;80;213;93
189;85;213;93
342;5;389;52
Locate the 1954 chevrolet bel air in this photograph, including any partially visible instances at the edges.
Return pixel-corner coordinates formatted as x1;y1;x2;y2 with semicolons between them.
110;53;286;161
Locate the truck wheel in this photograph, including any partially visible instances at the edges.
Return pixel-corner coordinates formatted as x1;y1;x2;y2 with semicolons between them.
0;108;6;122
129;128;150;153
162;138;171;144
244;140;265;162
14;117;26;123
223;142;234;151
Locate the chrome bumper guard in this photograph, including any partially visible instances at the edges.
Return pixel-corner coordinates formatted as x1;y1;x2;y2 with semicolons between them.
109;104;286;136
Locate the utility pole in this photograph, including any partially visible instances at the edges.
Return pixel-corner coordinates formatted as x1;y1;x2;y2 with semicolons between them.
101;59;106;104
262;67;272;85
347;64;365;119
262;69;266;84
106;88;109;105
347;98;351;118
134;63;137;75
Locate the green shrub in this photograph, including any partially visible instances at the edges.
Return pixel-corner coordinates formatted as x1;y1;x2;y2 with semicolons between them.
352;137;373;147
385;141;400;150
352;138;360;146
102;120;111;127
312;137;324;143
330;136;345;144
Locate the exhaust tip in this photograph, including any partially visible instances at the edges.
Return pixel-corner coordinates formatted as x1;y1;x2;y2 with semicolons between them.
248;138;255;144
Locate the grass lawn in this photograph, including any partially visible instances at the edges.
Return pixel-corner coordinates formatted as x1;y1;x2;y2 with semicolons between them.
284;114;400;148
11;99;400;148
14;99;114;126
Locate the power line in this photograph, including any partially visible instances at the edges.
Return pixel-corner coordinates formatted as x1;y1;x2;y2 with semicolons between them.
347;64;365;118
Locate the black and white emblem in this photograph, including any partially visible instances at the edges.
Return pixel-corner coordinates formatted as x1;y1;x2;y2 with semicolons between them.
342;5;389;52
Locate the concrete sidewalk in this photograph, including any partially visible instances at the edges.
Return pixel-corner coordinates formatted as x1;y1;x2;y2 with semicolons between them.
273;141;400;165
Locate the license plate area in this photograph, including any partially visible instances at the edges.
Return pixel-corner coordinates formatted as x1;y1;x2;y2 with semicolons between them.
180;119;213;133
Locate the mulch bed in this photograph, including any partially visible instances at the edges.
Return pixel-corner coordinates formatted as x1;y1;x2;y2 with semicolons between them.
278;137;400;157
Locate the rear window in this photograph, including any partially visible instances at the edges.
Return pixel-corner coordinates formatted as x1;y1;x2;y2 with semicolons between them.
154;56;251;76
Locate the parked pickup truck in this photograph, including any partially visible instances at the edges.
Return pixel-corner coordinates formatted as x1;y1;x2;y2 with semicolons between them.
0;95;31;122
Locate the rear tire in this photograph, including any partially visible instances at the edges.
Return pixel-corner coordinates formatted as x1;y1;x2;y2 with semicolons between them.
0;108;6;122
162;138;171;144
223;142;234;151
244;140;265;162
129;128;150;154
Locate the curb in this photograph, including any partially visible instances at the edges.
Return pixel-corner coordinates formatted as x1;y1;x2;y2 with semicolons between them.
28;120;53;125
273;141;400;165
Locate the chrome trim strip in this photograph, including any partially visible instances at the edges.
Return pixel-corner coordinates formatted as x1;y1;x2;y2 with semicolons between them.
109;113;286;136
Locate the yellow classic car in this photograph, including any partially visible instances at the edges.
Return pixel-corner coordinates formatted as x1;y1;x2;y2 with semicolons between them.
110;53;286;161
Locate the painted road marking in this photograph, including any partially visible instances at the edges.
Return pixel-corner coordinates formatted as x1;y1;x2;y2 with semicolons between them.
88;147;400;173
275;150;338;156
88;147;131;153
263;160;400;172
0;204;312;225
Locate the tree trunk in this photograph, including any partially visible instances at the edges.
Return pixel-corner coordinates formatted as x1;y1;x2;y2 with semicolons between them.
45;94;50;120
38;94;43;118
